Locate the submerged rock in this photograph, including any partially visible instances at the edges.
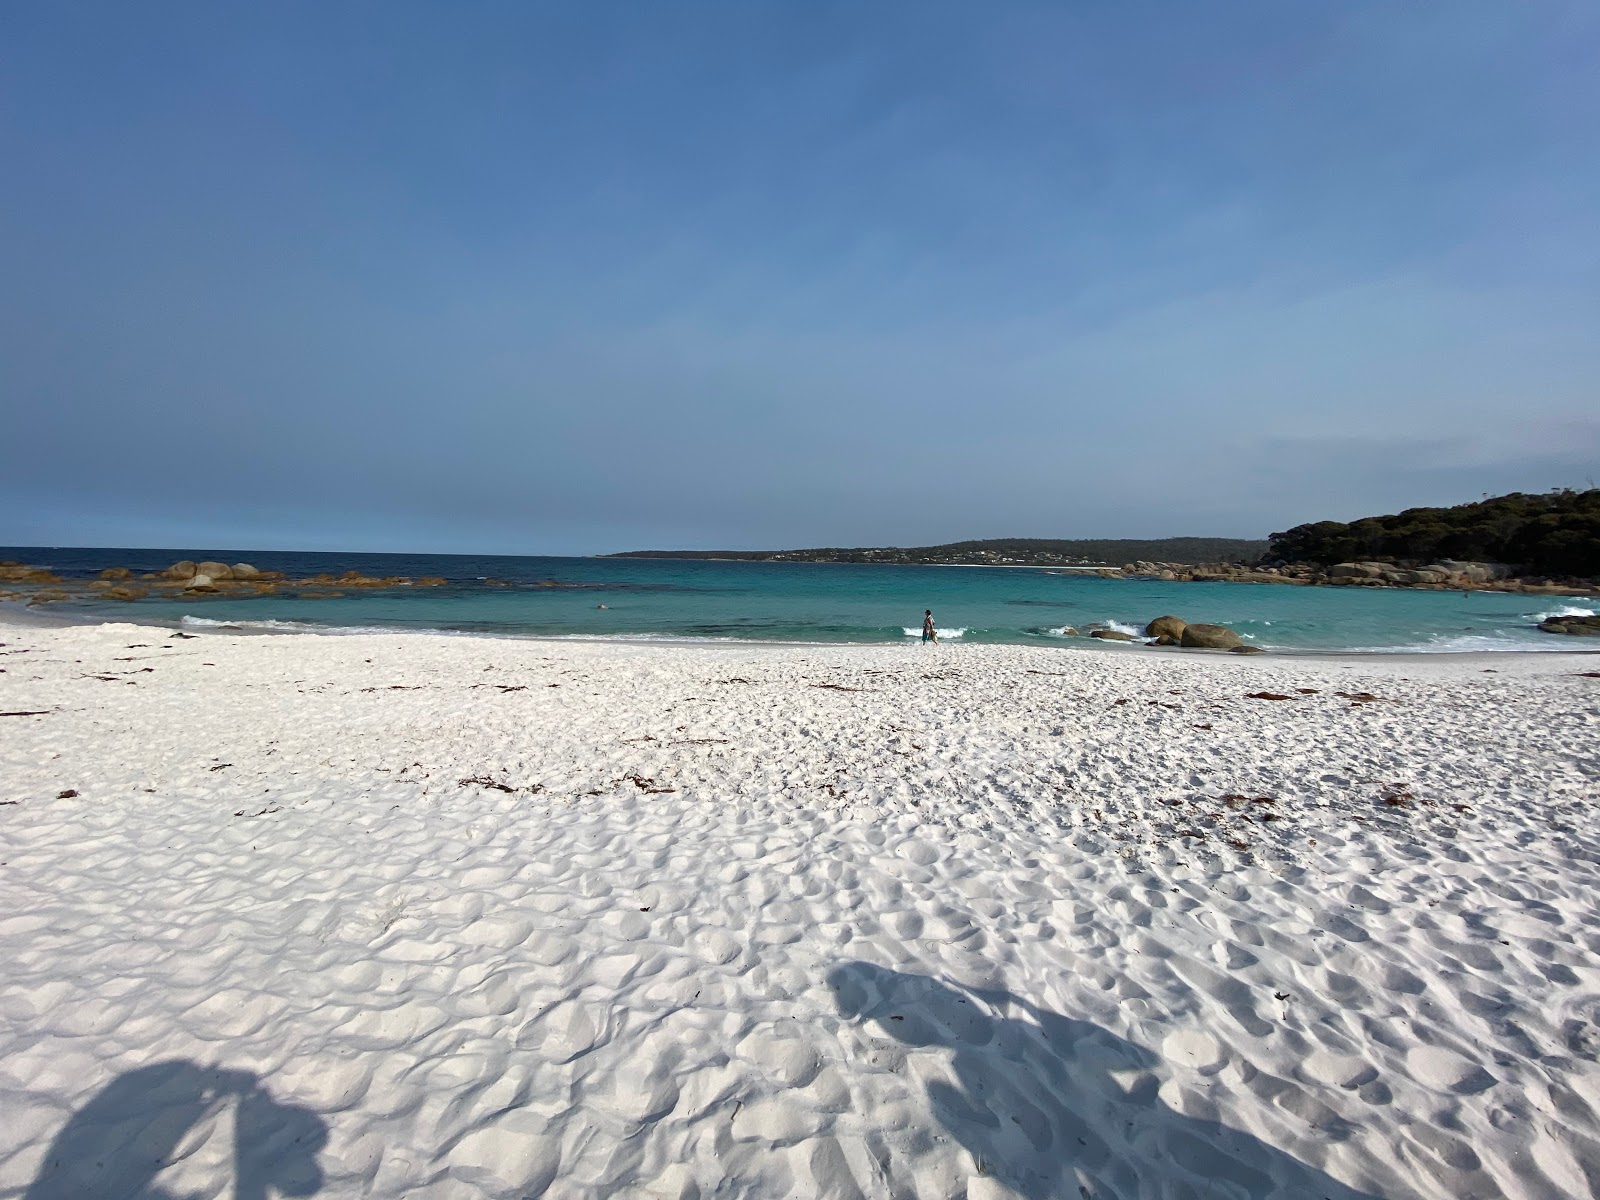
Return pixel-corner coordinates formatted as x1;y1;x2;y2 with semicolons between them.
1230;645;1267;655
1180;623;1243;649
98;566;132;580
1540;615;1600;636
0;564;62;583
1089;629;1136;642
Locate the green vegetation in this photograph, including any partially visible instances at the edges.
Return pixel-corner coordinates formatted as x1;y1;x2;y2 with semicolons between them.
607;537;1269;567
1269;489;1600;577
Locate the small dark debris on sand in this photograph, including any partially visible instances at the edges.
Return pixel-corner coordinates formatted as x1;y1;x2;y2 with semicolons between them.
811;683;866;693
57;789;78;799
1336;691;1385;704
2;710;50;717
1220;794;1276;808
209;763;232;772
458;774;520;793
1244;692;1294;701
620;772;676;794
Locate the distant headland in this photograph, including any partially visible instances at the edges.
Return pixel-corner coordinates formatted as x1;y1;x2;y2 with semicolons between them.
606;537;1268;568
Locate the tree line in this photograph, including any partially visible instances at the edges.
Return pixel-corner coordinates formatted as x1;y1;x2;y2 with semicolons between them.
608;537;1269;566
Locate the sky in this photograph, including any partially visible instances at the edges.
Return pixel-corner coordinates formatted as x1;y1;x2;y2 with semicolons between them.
3;1;1598;555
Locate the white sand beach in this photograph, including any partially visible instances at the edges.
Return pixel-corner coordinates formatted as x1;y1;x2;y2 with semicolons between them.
2;618;1598;1199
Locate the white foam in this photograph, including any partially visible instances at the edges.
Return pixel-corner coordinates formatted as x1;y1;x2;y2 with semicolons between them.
179;615;477;638
901;627;967;639
182;615;319;631
542;632;752;644
1531;605;1595;620
1338;632;1579;654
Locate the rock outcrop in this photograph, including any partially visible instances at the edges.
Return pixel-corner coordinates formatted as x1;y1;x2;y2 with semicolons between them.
1089;629;1135;641
1180;623;1243;649
1145;615;1186;640
1115;557;1588;594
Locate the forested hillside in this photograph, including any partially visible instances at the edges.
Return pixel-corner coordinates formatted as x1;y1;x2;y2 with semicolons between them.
1269;489;1600;576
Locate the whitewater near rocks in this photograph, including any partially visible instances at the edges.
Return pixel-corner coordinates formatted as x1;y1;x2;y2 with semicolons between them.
1;619;1598;1199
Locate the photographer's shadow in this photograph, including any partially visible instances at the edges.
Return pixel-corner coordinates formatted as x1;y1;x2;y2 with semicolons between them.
828;962;1386;1200
25;1059;326;1200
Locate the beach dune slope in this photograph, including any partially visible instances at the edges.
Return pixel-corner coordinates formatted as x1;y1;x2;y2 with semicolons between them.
1;620;1598;1199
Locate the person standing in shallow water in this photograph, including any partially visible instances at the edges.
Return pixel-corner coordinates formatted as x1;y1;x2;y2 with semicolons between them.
921;610;938;644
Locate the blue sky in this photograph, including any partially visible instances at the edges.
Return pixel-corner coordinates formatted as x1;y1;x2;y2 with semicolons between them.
3;2;1597;553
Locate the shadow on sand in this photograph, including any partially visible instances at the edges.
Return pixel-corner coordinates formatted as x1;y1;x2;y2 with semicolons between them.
25;1059;327;1200
828;961;1388;1200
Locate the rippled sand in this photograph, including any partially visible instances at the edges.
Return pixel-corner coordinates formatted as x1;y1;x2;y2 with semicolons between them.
2;620;1598;1199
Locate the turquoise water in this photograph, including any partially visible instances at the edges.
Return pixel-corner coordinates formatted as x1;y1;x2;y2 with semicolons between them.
7;547;1593;653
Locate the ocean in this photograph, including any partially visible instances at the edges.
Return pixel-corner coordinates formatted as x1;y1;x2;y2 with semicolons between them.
2;546;1591;654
